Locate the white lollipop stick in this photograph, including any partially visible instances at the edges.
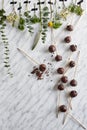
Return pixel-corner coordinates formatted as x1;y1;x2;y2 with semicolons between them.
68;113;87;130
17;48;40;65
56;91;60;118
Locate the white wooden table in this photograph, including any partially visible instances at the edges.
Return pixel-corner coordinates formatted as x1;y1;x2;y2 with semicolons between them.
0;0;87;130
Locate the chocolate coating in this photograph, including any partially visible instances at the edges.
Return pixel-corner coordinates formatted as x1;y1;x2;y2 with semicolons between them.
61;76;68;83
70;79;77;86
70;45;77;52
58;84;64;91
49;45;56;53
57;67;65;74
39;64;46;72
55;55;62;62
66;25;73;31
69;61;75;67
59;105;67;112
70;90;78;97
64;36;71;43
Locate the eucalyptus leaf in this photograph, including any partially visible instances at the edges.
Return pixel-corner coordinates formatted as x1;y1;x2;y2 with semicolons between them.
32;32;41;50
53;22;62;29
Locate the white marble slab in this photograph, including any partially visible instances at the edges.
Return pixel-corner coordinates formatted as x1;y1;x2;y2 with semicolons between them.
0;0;87;130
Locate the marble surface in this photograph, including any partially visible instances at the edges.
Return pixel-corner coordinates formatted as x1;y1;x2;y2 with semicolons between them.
0;0;87;130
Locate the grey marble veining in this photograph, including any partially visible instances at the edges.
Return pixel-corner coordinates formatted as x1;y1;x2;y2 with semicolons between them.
0;0;87;130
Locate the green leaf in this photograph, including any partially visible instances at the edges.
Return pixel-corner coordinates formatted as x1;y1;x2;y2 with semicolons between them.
0;20;3;24
6;49;9;52
18;25;25;31
75;6;83;15
1;9;6;14
0;31;4;33
4;65;10;67
68;4;76;13
30;16;40;24
24;12;29;17
2;15;6;21
2;23;6;26
42;32;45;35
19;17;25;25
5;57;9;59
1;34;5;37
53;22;62;29
68;4;83;16
43;12;49;16
1;26;5;29
43;25;47;29
4;61;8;64
43;7;49;11
32;32;40;50
4;52;8;55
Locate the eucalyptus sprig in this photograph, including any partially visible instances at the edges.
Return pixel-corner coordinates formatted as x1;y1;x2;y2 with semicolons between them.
68;4;83;16
30;3;40;24
0;9;13;77
24;1;34;34
18;17;25;31
37;0;42;23
53;22;62;29
24;11;34;34
53;0;60;21
32;0;43;50
18;2;25;31
30;15;40;24
41;6;49;43
52;0;62;29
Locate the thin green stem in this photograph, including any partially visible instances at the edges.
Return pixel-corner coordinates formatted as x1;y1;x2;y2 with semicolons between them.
75;0;77;5
19;2;21;16
50;0;53;20
38;0;42;21
2;0;4;9
71;0;74;4
45;0;46;5
38;0;42;32
34;3;36;16
12;0;15;12
55;0;57;5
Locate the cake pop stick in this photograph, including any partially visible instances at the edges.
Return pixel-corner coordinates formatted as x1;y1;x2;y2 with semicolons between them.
62;111;87;130
48;1;62;61
56;54;72;118
17;48;47;75
56;90;61;117
68;113;87;130
17;48;40;65
63;51;80;124
69;51;80;107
